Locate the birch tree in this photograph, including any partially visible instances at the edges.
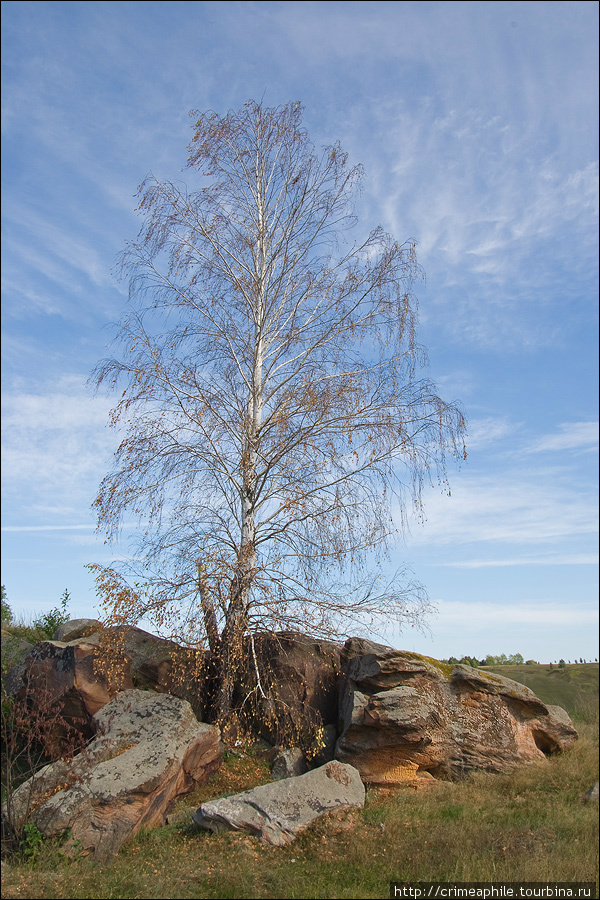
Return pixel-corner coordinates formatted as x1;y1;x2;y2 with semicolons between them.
91;100;466;730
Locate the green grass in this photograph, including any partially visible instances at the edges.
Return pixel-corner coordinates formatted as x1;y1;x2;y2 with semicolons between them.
2;667;598;899
485;662;599;720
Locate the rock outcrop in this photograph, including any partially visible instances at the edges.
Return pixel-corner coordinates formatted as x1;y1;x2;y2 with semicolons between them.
236;632;341;753
193;759;364;845
3;637;123;745
54;619;103;643
335;638;578;783
7;690;222;860
3;623;208;733
4;622;580;806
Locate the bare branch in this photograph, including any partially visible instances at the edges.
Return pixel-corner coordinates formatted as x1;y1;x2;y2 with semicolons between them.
89;100;466;730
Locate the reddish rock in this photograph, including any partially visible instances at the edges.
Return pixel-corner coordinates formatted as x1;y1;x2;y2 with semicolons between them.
335;638;578;783
237;632;342;751
3;638;125;744
3;624;208;731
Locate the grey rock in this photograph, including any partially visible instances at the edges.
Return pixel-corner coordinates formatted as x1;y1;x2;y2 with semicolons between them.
582;781;599;802
271;747;307;780
54;619;102;642
193;759;364;845
6;689;222;860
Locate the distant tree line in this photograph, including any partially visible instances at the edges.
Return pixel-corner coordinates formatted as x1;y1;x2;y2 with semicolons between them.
442;653;597;667
443;653;527;667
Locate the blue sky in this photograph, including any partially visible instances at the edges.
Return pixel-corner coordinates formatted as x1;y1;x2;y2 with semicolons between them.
1;1;598;663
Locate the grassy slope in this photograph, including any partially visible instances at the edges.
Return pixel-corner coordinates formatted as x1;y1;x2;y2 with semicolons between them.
1;668;598;899
485;663;599;720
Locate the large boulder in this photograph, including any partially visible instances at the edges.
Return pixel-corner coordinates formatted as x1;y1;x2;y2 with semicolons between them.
54;619;103;643
3;623;208;732
335;638;578;783
6;690;222;860
193;759;364;845
2;637;125;744
236;631;342;754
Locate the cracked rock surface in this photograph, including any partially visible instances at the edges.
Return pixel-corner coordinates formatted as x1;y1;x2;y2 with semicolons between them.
193;759;365;845
7;690;222;860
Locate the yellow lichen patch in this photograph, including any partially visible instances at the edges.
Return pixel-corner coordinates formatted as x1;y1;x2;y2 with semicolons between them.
107;742;138;760
29;781;72;815
399;651;454;679
359;754;420;785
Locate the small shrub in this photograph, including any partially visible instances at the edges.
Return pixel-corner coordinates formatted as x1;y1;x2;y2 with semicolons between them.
1;586;12;627
19;822;44;862
32;590;71;641
1;666;87;860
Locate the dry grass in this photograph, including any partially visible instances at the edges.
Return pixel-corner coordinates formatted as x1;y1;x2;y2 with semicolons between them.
2;724;598;900
2;708;598;899
485;663;599;721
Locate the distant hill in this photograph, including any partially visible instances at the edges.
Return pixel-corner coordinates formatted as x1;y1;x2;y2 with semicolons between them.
485;663;599;720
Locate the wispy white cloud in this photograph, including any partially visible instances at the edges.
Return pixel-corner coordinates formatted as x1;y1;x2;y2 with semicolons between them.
1;523;137;535
357;90;598;348
463;416;519;450
0;273;68;318
434;598;598;629
405;469;598;548
436;553;598;569
4;205;115;289
0;375;116;515
525;422;599;454
1;200;127;324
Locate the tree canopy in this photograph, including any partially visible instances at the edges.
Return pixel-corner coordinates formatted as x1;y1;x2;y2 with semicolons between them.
91;100;466;729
